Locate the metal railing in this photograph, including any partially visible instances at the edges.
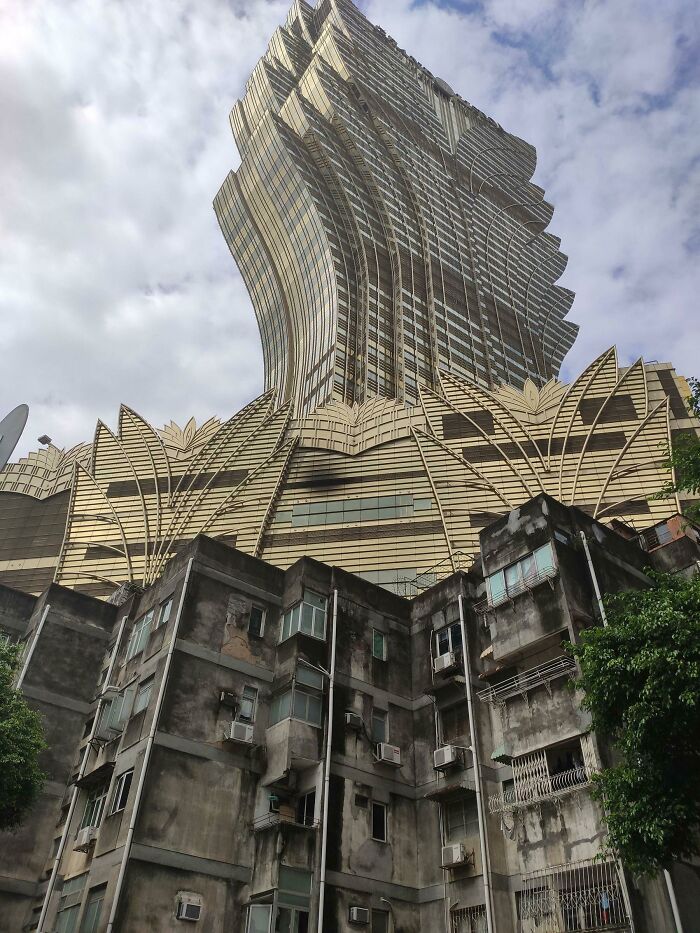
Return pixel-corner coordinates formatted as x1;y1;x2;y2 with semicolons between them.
451;904;487;933
252;812;318;833
477;656;577;705
393;551;471;598
519;857;630;932
473;566;558;615
489;766;592;814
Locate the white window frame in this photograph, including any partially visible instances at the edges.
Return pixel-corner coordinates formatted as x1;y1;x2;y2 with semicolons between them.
280;591;327;642
110;769;133;815
237;684;259;724
155;598;173;629
125;610;154;660
372;629;387;661
132;677;153;716
248;605;266;638
434;621;462;658
80;784;108;830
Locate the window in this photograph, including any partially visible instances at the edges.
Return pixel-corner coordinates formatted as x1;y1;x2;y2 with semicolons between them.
296;790;316;826
56;905;80;933
125;610;154;660
110;769;133;815
237;685;259;723
0;630;11;646
441;704;469;744
293;689;323;726
434;622;462;658
372;910;390;933
248;605;266;638
280;591;327;642
486;542;557;607
132;677;153;715
80;885;106;933
246;905;272;933
80;785;108;829
295;664;325;690
100;684;136;733
371;708;388;744
372;629;387;661
56;874;87;933
155;598;173;629
371;801;387;842
445;797;479;843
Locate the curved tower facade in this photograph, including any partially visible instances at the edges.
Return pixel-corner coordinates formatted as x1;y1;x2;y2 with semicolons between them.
215;0;578;416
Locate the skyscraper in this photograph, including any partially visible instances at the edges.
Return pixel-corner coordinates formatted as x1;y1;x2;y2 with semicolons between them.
215;0;578;415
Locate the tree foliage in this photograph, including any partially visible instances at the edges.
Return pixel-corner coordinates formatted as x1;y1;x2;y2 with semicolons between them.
569;571;700;875
658;377;700;520
0;641;46;830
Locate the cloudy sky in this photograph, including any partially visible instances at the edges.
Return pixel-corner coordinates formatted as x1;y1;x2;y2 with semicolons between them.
2;0;698;459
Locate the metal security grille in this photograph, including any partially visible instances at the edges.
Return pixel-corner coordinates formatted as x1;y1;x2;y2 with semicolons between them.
451;905;487;933
519;858;630;932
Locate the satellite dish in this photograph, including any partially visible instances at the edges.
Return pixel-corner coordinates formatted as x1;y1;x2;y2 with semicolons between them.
0;404;29;470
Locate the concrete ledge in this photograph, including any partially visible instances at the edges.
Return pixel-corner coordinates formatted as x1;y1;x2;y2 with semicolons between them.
22;684;92;715
154;731;264;772
325;870;445;904
196;563;283;606
130;843;251;882
0;875;37;897
175;639;274;683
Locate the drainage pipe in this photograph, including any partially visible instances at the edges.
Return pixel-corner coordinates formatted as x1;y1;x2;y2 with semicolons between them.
106;557;194;933
458;594;495;932
37;611;129;931
664;870;685;932
579;531;608;627
316;587;338;933
16;602;51;689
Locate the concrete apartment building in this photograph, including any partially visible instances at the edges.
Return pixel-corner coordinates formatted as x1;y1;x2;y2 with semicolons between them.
1;494;698;932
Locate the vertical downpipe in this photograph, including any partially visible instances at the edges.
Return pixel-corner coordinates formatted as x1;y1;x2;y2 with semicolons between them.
457;594;495;933
15;602;51;689
37;612;130;932
105;558;194;933
316;588;338;933
580;532;640;931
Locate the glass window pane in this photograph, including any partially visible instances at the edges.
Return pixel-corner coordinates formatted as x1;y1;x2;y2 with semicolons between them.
520;553;536;581
372;630;386;660
436;629;450;656
249;606;265;638
449;622;462;652
534;542;556;575
292;690;307;721
301;603;314;634
371;710;387;743
488;570;506;605
505;563;521;593
246;905;272;933
56;906;80;933
312;608;325;639
371;911;389;933
372;802;387;841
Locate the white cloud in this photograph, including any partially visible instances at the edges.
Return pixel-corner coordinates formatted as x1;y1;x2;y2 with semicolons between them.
2;0;698;460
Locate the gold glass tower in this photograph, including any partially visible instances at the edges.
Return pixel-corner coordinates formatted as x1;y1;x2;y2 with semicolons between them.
214;0;578;416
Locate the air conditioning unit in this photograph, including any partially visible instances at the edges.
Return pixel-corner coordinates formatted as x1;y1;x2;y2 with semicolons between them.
433;651;458;674
375;743;401;767
74;825;98;852
434;745;460;771
442;843;468;868
345;710;363;731
176;900;201;922
349;906;370;924
224;722;254;744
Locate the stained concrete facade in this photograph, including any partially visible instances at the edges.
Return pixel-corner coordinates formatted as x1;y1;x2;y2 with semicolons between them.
1;499;699;932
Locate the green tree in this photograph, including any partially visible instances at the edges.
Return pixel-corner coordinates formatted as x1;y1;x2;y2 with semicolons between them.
0;641;46;830
569;571;700;875
658;377;700;521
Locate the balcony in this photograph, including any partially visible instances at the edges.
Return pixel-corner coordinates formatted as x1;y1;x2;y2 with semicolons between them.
489;765;590;813
477;656;577;705
474;565;558;616
519;856;631;932
252;811;318;833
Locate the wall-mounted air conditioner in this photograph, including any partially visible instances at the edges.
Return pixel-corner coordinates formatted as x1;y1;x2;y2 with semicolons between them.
176;899;201;922
433;651;458;674
442;843;468;868
375;743;401;767
345;711;363;731
74;825;98;852
434;745;460;771
224;721;254;744
349;906;370;924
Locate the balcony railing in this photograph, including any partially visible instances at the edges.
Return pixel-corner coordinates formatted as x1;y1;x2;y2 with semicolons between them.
473;566;558;615
489;765;591;814
519;856;630;932
477;656;577;705
252;812;318;833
